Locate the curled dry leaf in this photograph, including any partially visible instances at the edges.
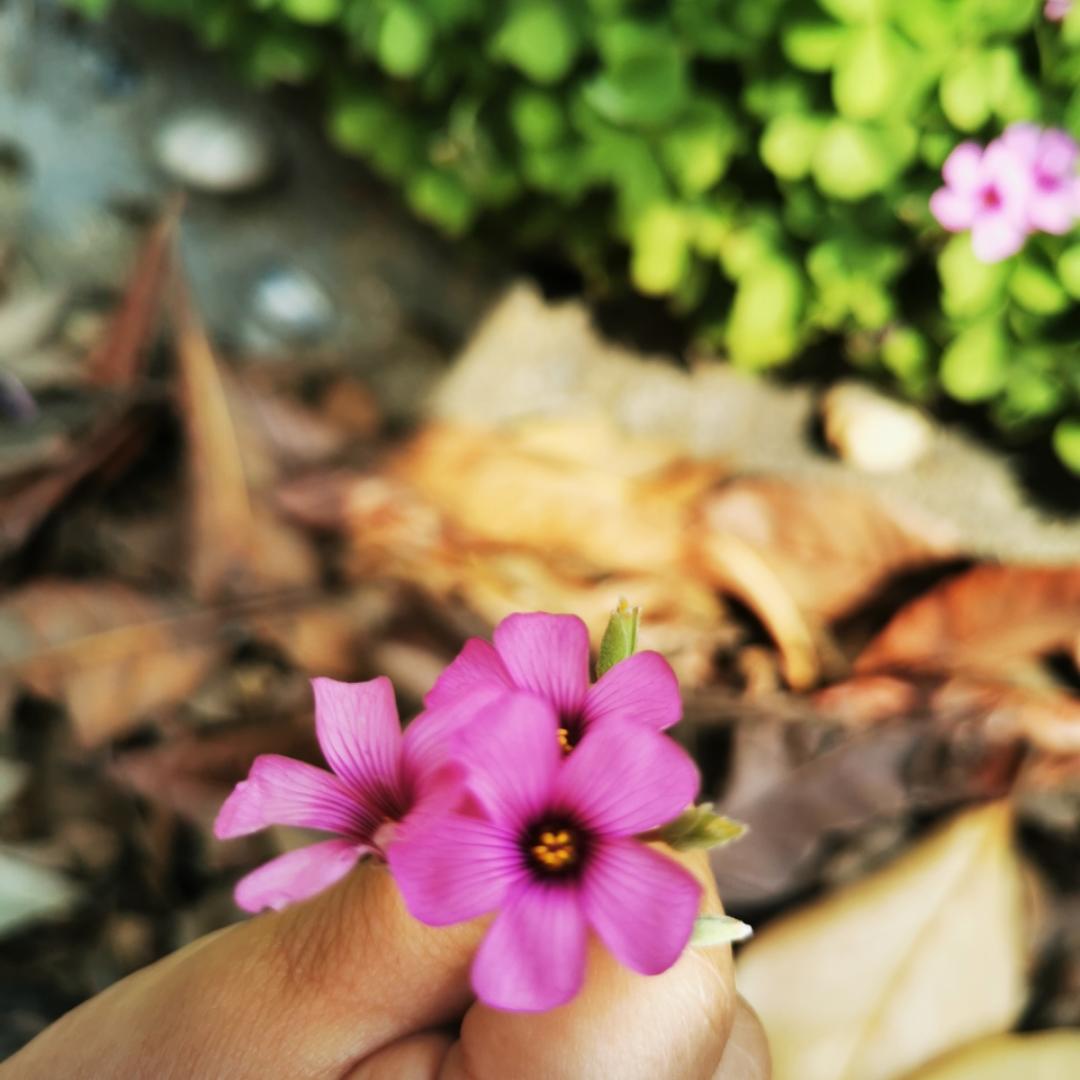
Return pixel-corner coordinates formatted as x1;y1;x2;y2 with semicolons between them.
858;565;1080;677
737;802;1027;1080
693;478;958;689
900;1032;1080;1080
0;580;223;746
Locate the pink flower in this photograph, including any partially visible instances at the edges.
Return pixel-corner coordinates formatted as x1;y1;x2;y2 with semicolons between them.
1045;0;1072;20
215;676;461;912
1001;123;1080;235
389;691;702;1011
424;611;681;753
930;140;1034;262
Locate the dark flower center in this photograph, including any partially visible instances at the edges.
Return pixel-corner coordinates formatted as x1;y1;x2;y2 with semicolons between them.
979;185;1002;210
523;816;589;878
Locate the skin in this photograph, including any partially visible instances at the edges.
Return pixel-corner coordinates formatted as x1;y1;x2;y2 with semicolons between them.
3;849;769;1080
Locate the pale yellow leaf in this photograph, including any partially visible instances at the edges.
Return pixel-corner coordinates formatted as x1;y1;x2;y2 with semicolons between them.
901;1032;1080;1080
736;802;1027;1080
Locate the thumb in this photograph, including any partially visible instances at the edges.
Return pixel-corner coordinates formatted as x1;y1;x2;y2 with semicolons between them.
3;862;483;1079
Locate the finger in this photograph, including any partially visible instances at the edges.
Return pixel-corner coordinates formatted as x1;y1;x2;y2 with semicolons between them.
3;862;484;1080
447;848;738;1080
713;997;771;1080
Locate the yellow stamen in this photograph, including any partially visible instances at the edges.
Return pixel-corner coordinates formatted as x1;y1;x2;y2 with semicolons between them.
557;727;572;754
530;828;578;871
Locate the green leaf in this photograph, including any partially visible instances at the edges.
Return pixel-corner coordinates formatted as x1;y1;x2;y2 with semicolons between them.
660;104;737;195
1053;418;1080;474
510;90;566;148
812;120;893;200
585;25;689;126
940;323;1009;402
280;0;341;26
491;2;580;84
378;2;434;78
727;258;804;369
596;599;640;678
938;235;1010;319
654;803;747;851
781;20;849;72
817;0;885;21
939;53;993;132
833;27;904;121
1056;245;1080;300
761;114;824;181
1009;260;1071;316
406;169;476;235
691;914;754;948
631;204;691;295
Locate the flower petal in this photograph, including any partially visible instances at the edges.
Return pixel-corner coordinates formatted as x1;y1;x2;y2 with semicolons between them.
583;651;681;733
971;216;1027;262
555;727;699;837
1029;189;1077;234
387;813;523;926
312;676;403;800
929;187;975;231
401;683;504;786
582;838;701;976
493;612;590;716
424;638;512;709
941;142;984;193
471;882;588;1011
214;754;365;839
458;691;562;828
233;839;364;913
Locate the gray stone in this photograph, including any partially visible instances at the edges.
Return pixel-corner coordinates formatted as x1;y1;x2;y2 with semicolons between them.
154;109;276;194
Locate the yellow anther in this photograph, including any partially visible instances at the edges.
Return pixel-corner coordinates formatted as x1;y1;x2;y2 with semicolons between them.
530;827;578;872
557;727;573;754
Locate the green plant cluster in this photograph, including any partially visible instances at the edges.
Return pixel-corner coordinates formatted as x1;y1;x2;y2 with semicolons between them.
81;0;1080;471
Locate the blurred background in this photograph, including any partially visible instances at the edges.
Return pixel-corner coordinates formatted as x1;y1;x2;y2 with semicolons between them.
1;1;1079;1077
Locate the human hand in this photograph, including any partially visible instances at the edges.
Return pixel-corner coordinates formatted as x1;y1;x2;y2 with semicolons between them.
3;850;768;1079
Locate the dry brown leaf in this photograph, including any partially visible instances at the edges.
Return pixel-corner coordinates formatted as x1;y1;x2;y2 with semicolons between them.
858;565;1080;677
737;802;1027;1080
172;274;254;600
0;580;223;746
0;409;149;561
693;479;957;688
900;1032;1080;1080
172;274;320;601
85;202;179;388
109;717;317;830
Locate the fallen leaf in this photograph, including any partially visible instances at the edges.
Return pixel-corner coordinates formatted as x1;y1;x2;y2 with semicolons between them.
900;1032;1080;1080
85;202;179;388
0;409;150;562
0;580;223;746
0;849;79;940
737;802;1027;1080
172;273;320;601
0;289;66;362
110;717;317;830
693;479;957;688
858;565;1080;678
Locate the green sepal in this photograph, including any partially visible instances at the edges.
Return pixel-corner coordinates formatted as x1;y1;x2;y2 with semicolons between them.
654;803;747;851
690;915;753;948
596;599;640;679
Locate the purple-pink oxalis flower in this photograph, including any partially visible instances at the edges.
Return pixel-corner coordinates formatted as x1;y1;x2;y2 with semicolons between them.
1045;0;1072;21
214;676;460;912
389;691;702;1011
930;124;1080;263
424;611;682;753
215;609;714;1013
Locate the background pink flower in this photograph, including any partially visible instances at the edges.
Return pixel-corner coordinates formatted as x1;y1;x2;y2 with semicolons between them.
424;611;682;753
215;676;460;912
389;691;702;1011
930;140;1033;262
1002;123;1080;235
1045;0;1072;21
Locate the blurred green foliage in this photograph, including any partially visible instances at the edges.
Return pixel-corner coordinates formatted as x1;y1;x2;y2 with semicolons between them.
79;0;1080;471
